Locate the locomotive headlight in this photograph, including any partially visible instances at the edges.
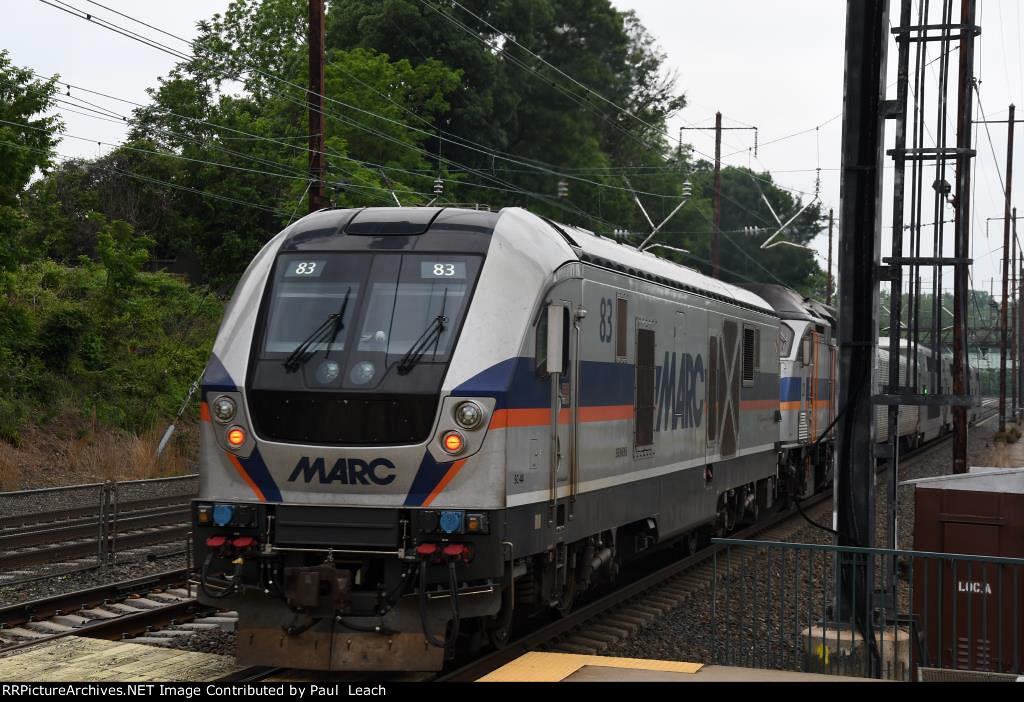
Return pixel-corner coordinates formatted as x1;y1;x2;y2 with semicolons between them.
350;361;376;385
212;396;236;423
316;360;340;384
453;401;486;430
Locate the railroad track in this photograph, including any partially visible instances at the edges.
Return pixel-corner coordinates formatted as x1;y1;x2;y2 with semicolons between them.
0;569;216;655
9;412;992;680
0;493;194;575
212;413;1002;683
438;412;1000;681
0;521;191;572
0;495;191;534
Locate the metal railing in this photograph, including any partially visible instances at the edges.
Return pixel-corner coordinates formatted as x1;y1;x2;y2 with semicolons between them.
0;473;198;498
710;538;1024;681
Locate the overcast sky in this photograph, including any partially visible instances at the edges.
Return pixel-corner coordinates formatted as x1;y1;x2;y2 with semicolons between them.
3;0;1023;290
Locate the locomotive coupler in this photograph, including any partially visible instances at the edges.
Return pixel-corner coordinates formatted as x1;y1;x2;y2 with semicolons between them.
283;565;352;618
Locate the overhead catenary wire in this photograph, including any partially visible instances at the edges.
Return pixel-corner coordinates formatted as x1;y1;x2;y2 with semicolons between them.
41;75;626;220
37;0;831;278
41;0;816;240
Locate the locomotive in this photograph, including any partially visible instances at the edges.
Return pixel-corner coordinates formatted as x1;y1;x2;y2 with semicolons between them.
191;206;977;671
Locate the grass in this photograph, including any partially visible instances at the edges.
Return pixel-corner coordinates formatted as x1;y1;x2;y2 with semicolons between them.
0;420;197;490
67;424;196;481
993;423;1022;444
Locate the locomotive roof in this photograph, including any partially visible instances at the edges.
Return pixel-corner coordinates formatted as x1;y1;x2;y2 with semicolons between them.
552;222;775;314
738;283;834;323
282;206;775;314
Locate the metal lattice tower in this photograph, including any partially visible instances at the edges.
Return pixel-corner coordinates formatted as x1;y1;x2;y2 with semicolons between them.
880;0;978;591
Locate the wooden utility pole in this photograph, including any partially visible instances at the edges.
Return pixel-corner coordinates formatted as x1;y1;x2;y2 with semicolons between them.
308;0;327;213
827;208;835;305
678;117;755;280
999;105;1015;433
713;112;723;279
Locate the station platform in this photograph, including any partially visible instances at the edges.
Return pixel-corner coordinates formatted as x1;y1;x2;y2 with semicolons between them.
477;652;881;682
0;636;245;682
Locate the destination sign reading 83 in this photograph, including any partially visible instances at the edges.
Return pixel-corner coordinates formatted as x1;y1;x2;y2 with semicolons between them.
420;261;466;279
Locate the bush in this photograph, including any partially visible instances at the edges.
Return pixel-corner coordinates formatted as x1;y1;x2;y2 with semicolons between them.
0;256;222;442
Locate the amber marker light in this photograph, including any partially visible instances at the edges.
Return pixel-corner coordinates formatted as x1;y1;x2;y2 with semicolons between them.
442;431;465;455
227;427;246;448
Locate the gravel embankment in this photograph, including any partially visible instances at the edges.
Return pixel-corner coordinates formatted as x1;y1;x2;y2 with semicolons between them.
604;422;1000;672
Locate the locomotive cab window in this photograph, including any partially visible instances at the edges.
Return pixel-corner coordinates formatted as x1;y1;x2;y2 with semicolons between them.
616;297;628;359
778;323;795;358
536;305;570;376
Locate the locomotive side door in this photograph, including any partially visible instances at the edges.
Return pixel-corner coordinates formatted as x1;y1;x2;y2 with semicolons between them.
543;293;580;532
540;286;582;611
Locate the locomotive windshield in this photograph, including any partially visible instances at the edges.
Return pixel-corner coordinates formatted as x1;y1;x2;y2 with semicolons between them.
260;253;480;387
247;252;483;445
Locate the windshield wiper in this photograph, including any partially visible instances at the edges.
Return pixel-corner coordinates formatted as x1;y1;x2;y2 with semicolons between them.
396;289;448;376
282;287;351;372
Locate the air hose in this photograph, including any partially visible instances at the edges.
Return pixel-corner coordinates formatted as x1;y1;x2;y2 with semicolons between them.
418;560;462;657
199;552;239;600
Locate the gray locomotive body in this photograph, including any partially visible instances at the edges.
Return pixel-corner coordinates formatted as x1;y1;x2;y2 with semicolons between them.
192;206;790;671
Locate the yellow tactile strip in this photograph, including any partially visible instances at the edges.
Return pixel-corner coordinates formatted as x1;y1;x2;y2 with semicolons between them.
0;636;244;682
477;652;702;682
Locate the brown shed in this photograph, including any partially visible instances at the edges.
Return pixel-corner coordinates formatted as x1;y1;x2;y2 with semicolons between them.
909;468;1024;675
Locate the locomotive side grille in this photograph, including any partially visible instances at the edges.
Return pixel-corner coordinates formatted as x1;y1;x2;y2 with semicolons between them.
797;411;809;440
248;391;438;445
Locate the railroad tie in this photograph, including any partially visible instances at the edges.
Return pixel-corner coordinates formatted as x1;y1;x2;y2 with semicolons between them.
601;617;641;633
550;644;598;655
563;634;609;652
608;612;651;627
573;634;618;650
77;608;123;620
588;623;633;638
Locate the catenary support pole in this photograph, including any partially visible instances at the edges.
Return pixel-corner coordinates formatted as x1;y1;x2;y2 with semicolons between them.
835;0;888;664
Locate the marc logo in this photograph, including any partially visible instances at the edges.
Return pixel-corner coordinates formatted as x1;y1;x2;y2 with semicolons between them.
288;457;396;486
656;352;705;431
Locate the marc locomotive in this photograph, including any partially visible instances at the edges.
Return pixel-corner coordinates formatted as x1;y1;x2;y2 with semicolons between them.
191;206;974;671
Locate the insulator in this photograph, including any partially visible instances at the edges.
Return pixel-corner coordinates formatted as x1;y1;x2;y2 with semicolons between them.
433;177;444;196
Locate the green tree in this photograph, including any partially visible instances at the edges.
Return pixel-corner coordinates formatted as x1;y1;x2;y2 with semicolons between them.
0;50;61;270
327;0;686;230
121;7;462;285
